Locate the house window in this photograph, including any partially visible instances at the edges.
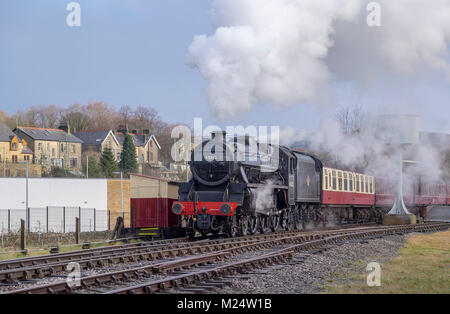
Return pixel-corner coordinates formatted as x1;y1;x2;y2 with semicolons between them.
61;144;64;152
70;157;77;168
52;148;56;157
47;143;50;151
38;143;42;151
24;155;30;161
71;144;76;153
11;142;18;150
12;155;18;163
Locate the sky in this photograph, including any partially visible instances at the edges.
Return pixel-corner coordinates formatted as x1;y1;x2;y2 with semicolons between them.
0;0;449;134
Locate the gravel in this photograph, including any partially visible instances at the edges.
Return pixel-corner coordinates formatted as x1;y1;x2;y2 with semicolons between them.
217;234;410;294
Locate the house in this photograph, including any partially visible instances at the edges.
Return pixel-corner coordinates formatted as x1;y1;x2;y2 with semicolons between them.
74;130;122;161
13;124;83;173
0;123;41;177
114;127;161;165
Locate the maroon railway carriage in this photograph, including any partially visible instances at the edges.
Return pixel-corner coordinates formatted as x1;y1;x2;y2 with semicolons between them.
319;167;448;222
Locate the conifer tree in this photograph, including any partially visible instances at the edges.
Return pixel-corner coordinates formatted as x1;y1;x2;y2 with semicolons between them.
119;133;137;175
100;147;119;177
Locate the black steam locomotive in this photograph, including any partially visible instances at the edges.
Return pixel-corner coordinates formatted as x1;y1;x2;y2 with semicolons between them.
173;131;323;238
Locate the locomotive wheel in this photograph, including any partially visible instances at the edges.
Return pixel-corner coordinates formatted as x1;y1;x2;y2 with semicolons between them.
295;205;305;230
226;217;239;238
269;215;280;232
258;215;268;234
284;209;294;231
248;216;258;235
186;218;196;239
239;216;249;236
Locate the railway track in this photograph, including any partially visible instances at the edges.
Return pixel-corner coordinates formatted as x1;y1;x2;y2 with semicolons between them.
0;225;381;284
2;222;448;294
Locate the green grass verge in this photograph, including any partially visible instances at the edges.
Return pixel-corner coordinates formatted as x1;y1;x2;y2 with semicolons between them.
323;230;450;294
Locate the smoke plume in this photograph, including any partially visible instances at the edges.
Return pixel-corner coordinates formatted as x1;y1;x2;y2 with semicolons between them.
187;0;450;120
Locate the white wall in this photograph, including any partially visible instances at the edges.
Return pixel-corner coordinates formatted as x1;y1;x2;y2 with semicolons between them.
0;178;107;210
0;178;108;232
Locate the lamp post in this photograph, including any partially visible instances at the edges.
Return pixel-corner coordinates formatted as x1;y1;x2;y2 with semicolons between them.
113;171;124;218
19;160;29;231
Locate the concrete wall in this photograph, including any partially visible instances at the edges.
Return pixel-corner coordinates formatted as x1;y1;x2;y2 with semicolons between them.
0;178;107;209
0;178;108;232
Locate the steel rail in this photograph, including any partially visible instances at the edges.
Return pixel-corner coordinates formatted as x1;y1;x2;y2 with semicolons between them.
102;222;449;294
0;225;388;283
4;222;448;294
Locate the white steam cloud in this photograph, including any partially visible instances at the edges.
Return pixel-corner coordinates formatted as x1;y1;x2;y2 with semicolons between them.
187;0;450;120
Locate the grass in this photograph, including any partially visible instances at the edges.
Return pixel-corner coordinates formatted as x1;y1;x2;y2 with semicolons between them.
323;230;450;294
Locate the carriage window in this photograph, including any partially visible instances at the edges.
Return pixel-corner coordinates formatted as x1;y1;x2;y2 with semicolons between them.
370;177;374;194
344;173;348;191
332;171;337;190
359;175;363;192
355;175;359;192
349;174;354;192
365;176;369;193
338;171;343;191
325;175;329;190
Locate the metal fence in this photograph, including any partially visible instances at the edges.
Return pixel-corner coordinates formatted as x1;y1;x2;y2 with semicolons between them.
0;207;108;233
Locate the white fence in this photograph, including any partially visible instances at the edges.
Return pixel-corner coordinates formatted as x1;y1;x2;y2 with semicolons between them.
0;207;108;233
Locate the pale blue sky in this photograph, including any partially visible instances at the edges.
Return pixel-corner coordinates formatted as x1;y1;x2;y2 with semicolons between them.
0;1;449;133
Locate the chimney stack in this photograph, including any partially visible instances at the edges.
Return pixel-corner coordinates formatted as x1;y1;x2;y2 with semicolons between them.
59;123;70;134
117;124;128;134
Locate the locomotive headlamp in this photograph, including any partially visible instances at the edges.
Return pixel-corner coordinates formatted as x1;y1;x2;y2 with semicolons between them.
220;203;232;215
172;203;183;214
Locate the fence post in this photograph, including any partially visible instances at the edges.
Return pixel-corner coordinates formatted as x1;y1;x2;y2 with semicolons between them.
7;209;10;233
63;206;66;233
27;207;30;233
75;217;80;244
20;219;26;253
94;208;96;232
108;210;111;230
46;206;49;233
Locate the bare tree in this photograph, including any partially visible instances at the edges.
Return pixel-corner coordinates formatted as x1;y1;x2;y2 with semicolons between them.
61;103;91;133
336;105;366;135
118;105;133;127
86;101;117;130
133;106;159;131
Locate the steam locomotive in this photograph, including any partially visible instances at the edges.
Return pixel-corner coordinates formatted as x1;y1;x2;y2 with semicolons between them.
172;132;449;238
